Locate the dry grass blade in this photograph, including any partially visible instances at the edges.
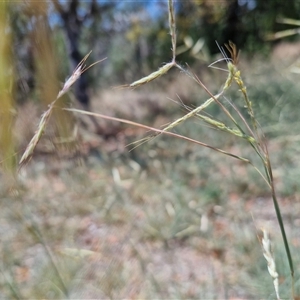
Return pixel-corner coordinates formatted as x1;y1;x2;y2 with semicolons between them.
277;17;300;26
264;28;300;41
64;107;251;164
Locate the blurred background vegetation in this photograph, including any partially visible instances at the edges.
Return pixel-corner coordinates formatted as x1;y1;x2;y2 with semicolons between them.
1;0;300;299
8;0;300;99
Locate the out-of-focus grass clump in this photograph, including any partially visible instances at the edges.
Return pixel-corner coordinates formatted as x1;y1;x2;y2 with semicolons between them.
0;1;15;179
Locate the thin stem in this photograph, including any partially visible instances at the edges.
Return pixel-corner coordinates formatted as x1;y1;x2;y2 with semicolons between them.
223;96;256;140
168;0;176;61
267;161;295;298
64;108;251;164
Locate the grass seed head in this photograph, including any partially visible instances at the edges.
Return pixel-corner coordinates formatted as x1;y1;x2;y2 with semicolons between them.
19;51;105;169
261;229;280;300
130;62;174;87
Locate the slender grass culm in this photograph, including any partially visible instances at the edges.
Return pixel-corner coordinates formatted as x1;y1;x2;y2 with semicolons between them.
19;0;295;298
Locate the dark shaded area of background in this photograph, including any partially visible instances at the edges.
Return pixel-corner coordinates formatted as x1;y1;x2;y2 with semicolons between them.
9;0;300;107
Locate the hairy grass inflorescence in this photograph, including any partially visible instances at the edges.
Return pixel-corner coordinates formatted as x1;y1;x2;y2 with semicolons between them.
19;52;105;168
62;0;295;298
17;0;296;298
261;229;280;299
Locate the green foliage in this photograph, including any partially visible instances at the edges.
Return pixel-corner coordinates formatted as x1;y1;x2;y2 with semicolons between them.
7;0;300;91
